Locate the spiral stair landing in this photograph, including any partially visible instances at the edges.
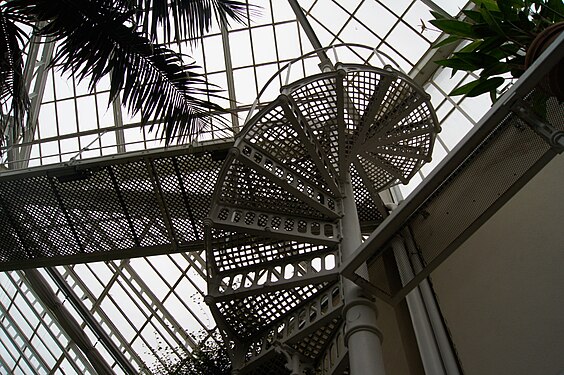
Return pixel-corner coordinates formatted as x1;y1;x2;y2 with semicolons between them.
205;63;439;374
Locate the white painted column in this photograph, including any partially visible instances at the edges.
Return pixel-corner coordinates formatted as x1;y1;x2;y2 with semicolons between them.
341;174;386;375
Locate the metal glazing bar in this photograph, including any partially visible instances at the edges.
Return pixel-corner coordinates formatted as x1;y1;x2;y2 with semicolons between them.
0;304;47;373
59;262;142;365
46;268;140;374
6;204;139;371
0;272;95;373
111;93;127;154
120;262;199;350
143;256;212;333
16;38;55;169
23;270;115;374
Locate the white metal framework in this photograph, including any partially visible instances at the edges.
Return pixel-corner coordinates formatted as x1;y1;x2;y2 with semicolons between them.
4;0;546;374
205;60;439;373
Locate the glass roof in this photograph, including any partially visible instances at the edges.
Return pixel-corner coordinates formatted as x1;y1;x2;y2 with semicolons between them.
0;1;495;373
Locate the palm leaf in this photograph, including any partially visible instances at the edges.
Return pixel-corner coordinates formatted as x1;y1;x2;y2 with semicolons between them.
7;0;227;144
0;6;31;142
137;0;254;43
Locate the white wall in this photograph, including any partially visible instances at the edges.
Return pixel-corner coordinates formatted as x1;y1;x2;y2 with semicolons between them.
431;154;564;375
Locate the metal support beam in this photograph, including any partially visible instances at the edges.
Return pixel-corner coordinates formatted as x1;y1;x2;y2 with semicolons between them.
287;0;333;70
402;228;461;374
221;22;241;134
16;38;55;169
515;104;564;153
111;93;127;154
275;343;312;375
23;269;115;375
46;268;140;374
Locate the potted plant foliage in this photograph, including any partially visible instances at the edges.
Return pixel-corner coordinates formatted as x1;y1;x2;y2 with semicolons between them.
430;0;564;101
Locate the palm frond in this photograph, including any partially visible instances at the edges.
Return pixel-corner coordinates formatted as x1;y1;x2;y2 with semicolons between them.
137;0;255;43
0;6;31;142
7;0;227;144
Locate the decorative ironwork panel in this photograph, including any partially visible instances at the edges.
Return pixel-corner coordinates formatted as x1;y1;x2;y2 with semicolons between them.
206;63;438;373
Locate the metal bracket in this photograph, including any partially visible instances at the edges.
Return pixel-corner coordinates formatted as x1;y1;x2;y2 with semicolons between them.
515;104;564;153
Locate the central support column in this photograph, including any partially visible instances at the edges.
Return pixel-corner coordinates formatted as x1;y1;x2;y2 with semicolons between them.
341;174;386;375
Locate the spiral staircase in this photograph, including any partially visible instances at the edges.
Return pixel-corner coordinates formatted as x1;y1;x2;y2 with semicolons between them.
204;62;439;374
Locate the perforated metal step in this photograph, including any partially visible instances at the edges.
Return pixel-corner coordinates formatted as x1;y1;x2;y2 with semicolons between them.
0;144;232;270
205;63;439;373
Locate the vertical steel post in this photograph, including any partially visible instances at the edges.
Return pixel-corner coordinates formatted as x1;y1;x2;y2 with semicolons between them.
341;174;386;375
391;236;446;375
402;229;461;374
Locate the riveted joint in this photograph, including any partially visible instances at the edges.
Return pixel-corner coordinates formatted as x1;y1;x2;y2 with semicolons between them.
204;295;215;305
278;93;290;104
229;147;241;158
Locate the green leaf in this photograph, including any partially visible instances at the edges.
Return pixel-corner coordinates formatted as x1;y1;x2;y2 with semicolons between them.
480;62;512;77
471;0;500;11
450;77;505;97
498;0;522;20
429;10;448;20
479;6;506;37
0;7;31;140
459;40;482;52
429;19;478;38
135;0;254;43
433;35;460;48
462;10;484;23
490;89;498;102
452;51;500;69
475;36;506;53
435;58;480;72
471;23;498;38
543;0;564;22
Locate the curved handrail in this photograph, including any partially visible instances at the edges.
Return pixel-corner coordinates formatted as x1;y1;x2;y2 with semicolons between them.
243;44;405;124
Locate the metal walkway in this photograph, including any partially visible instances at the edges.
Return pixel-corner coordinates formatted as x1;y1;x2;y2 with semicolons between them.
0;142;234;270
0;30;561;375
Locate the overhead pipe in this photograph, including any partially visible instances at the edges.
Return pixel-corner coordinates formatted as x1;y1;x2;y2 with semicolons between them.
402;228;461;375
390;236;446;375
